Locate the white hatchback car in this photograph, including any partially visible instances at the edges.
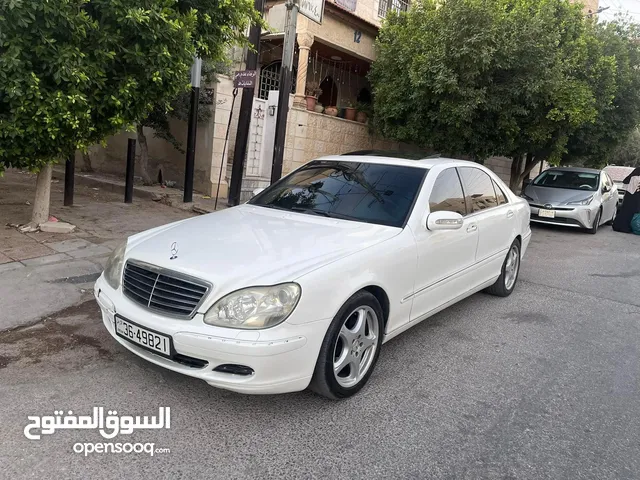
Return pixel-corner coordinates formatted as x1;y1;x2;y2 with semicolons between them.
95;153;531;399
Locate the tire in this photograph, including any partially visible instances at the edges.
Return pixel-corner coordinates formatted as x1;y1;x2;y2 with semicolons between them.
309;291;384;399
485;239;521;297
588;209;601;235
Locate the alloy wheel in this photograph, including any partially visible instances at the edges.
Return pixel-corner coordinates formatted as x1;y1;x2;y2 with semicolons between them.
504;245;520;291
333;306;379;388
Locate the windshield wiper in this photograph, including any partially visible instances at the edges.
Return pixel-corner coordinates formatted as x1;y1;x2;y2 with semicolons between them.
290;207;356;220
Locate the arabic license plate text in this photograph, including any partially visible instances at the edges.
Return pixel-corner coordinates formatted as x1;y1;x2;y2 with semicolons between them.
538;209;556;218
116;318;170;356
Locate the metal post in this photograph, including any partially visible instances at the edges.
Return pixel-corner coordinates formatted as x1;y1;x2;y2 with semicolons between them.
228;0;264;206
271;0;298;184
125;138;136;203
64;154;75;206
215;89;239;211
184;57;202;203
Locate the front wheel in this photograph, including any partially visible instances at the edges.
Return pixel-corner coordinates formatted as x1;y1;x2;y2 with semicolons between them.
588;209;601;235
309;291;384;399
485;240;521;297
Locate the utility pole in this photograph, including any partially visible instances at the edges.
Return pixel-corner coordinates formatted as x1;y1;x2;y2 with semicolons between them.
228;0;265;206
183;56;202;203
271;0;298;184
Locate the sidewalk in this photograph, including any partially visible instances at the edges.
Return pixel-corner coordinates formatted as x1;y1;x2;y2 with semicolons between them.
0;169;199;331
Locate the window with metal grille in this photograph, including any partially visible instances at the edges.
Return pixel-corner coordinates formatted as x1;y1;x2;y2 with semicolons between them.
378;0;409;18
258;61;297;100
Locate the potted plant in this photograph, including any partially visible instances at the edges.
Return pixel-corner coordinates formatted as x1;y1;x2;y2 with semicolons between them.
356;102;369;123
305;81;322;111
324;106;338;116
314;103;324;113
345;101;356;121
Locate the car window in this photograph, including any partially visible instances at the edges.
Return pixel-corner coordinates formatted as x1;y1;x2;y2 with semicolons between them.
492;180;508;205
532;170;599;191
458;167;499;213
249;161;428;228
429;168;466;216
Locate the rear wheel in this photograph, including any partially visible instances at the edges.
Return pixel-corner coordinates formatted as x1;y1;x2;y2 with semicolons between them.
309;291;384;399
485;239;521;297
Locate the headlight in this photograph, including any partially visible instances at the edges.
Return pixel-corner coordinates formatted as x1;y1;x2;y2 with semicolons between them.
567;195;594;206
204;283;301;330
104;240;127;290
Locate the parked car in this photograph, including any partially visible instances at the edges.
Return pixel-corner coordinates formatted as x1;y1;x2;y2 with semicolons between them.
521;167;618;234
604;165;636;208
95;154;532;399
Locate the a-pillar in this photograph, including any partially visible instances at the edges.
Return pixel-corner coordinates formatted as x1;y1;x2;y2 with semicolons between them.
293;33;314;108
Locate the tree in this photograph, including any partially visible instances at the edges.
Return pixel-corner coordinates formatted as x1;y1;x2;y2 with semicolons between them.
0;0;260;227
135;60;223;185
608;127;640;167
369;0;640;190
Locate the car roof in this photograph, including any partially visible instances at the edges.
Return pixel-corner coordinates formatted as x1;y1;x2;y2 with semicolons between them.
604;165;635;182
543;166;601;174
316;153;479;170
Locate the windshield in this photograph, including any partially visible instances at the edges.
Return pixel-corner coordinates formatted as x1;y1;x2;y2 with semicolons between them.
249;161;427;227
533;170;600;191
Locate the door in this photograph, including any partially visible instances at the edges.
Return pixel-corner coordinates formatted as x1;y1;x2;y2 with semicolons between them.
601;173;616;222
458;167;515;283
409;168;479;322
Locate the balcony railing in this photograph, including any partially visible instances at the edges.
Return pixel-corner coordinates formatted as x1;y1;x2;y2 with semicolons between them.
378;0;409;18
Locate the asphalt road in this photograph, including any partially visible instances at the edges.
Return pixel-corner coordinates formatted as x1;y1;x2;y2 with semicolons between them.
1;224;639;479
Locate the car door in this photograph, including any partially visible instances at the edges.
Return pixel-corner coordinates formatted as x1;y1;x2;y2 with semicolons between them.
409;167;479;322
458;167;515;286
601;173;616;221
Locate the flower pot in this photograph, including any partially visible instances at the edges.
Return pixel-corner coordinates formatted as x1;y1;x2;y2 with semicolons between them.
325;106;338;117
305;96;317;111
345;107;356;121
356;111;368;123
314;104;324;113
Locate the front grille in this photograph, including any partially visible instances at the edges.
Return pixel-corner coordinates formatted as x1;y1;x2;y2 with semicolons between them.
123;261;209;318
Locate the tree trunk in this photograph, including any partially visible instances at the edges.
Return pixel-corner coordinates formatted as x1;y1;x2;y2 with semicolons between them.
81;151;93;172
509;156;523;191
31;163;53;226
510;153;540;193
136;124;152;185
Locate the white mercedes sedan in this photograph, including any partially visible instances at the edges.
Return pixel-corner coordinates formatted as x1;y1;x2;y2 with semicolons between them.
95;153;531;399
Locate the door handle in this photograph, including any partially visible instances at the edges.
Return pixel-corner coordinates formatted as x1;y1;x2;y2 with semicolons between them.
466;224;477;233
507;210;514;219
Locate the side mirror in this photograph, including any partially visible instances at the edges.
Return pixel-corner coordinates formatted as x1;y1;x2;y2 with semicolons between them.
427;211;464;231
252;187;265;198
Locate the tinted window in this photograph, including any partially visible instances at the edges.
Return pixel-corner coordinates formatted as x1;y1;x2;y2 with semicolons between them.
458;167;498;213
429;168;466;215
493;180;508;205
532;170;599;191
249;161;427;227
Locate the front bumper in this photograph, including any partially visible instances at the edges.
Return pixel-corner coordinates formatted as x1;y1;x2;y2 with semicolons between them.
528;203;598;229
94;275;331;394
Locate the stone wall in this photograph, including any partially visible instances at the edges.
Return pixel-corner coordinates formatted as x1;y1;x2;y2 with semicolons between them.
282;106;421;174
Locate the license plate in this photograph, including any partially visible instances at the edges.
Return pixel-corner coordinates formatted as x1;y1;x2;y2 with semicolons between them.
115;317;171;356
538;208;556;218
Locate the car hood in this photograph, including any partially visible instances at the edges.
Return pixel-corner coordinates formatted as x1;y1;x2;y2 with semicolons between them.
124;204;400;297
524;185;597;206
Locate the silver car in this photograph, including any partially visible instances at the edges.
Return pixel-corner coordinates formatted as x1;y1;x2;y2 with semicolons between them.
522;167;618;234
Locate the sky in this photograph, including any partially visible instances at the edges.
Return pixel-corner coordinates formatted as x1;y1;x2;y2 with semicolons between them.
597;0;640;23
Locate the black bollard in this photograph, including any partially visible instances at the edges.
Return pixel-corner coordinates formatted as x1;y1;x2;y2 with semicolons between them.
64;154;75;206
125;138;136;203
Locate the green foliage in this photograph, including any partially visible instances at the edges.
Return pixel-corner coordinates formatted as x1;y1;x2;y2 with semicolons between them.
0;0;261;174
609;128;640;167
369;0;640;178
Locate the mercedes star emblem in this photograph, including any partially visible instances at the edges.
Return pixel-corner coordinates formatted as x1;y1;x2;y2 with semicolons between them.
170;242;178;260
